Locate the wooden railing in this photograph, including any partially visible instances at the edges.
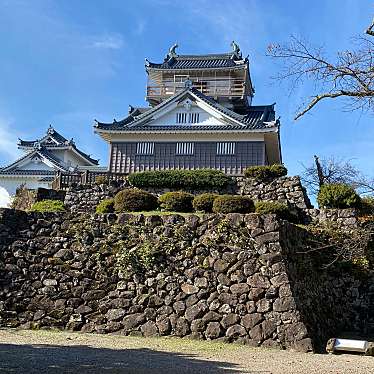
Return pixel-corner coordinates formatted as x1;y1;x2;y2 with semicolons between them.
147;78;246;100
52;171;127;190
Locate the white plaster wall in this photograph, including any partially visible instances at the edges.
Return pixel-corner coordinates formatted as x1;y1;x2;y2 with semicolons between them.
0;187;11;208
19;161;54;171
63;150;92;167
0;178;51;197
149;105;223;127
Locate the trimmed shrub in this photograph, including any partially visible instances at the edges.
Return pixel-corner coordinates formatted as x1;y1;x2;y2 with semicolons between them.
193;193;219;213
128;169;232;190
114;189;158;212
244;164;287;181
95;175;107;185
159;191;194;212
255;201;291;220
96;198;115;214
359;196;374;216
317;183;361;209
212;195;255;214
30;199;65;213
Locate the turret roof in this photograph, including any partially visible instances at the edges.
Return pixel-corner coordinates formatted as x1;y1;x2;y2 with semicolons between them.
18;126;98;165
146;53;247;70
146;42;247;71
0;147;70;174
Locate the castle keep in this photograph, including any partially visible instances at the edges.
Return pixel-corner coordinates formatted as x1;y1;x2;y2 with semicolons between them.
95;42;281;175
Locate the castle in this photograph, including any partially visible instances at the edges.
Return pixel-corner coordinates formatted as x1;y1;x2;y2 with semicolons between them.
95;42;281;175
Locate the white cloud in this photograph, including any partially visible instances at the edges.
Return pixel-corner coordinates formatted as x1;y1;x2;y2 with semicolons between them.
91;34;124;50
0;187;11;208
0;118;21;166
134;20;146;36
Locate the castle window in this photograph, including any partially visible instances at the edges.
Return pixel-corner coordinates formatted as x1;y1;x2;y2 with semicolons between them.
176;142;194;155
216;142;235;155
189;113;199;124
176;113;187;124
176;112;200;124
136;142;154;155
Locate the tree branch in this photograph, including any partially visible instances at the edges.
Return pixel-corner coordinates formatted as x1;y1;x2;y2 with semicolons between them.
294;92;345;120
268;18;374;119
366;18;374;36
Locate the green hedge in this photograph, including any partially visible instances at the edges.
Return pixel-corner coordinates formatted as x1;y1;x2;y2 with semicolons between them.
128;169;232;190
114;189;158;212
193;193;218;213
244;164;287;181
159;191;194;212
30;199;65;213
317;183;361;209
212;195;255;214
255;201;292;220
96;198;115;213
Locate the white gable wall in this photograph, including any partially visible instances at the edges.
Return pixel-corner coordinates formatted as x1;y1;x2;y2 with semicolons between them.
17;159;54;171
148;101;227;127
63;150;93;167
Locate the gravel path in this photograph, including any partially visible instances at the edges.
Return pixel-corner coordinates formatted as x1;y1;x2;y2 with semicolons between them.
0;329;373;373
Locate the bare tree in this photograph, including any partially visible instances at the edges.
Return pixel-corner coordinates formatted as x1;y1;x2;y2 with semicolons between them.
268;18;374;120
301;155;374;196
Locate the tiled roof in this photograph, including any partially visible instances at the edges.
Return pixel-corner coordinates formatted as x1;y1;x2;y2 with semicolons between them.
130;107;152;115
95;88;277;132
18;126;68;147
0;147;70;173
39;175;56;181
18;126;98;165
0;169;56;176
41;148;69;169
72;146;98;165
146;53;247;70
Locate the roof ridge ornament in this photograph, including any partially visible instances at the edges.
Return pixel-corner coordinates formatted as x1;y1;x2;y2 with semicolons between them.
184;79;193;89
47;124;54;135
167;43;178;60
34;140;42;150
231;40;242;58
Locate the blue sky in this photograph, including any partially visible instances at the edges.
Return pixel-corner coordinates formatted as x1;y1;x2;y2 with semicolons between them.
0;0;373;182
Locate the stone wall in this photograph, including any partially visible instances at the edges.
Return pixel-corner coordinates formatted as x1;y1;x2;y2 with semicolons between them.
236;176;312;209
1;208;372;351
64;175;311;213
304;208;359;228
12;187;66;211
64;183;125;213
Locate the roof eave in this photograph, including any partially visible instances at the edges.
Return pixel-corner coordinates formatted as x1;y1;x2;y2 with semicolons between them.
146;65;247;73
94;126;278;135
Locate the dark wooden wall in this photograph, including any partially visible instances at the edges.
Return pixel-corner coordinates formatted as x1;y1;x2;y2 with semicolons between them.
109;141;265;175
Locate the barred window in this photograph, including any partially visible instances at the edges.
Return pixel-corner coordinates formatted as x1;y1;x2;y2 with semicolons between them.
176;112;200;124
176;142;194;155
136;142;154;155
216;142;236;155
176;113;187;124
189;113;199;124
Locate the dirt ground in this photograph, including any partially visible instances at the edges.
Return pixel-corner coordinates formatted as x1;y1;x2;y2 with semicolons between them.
0;329;373;373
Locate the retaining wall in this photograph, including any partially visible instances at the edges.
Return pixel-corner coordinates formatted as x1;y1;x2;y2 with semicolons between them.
0;209;372;351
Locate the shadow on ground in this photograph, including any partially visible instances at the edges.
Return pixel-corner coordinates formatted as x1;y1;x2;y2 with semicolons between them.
0;343;251;373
